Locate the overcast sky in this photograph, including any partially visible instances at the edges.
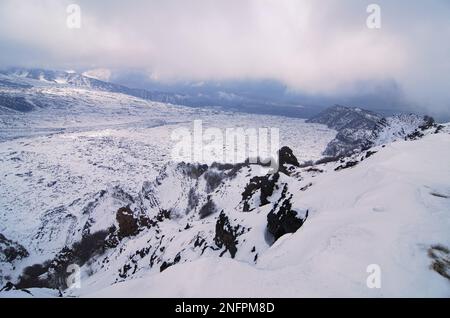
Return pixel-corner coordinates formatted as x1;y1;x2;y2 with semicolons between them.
0;0;449;116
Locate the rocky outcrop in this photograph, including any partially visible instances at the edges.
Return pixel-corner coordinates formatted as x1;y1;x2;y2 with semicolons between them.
267;185;308;242
0;233;29;263
116;207;139;239
334;160;359;171
406;115;442;140
199;198;217;219
278;146;300;175
241;173;280;212
0;282;33;295
428;245;450;281
16;227;112;290
214;212;240;258
160;253;181;272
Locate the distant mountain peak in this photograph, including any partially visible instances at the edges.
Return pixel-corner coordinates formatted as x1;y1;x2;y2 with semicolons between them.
0;67;187;109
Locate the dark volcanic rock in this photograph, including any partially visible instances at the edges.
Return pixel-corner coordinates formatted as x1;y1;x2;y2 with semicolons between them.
0;233;29;263
406;116;439;140
0;282;16;292
419;116;435;130
0;282;32;295
279;146;300;167
214;212;239;258
241;173;280;212
199;198;217;219
156;209;171;222
334;160;359;171
365;150;377;158
160;261;172;272
16;228;112;290
278;146;300;175
116;207;139;238
159;253;182;272
267;186;308;242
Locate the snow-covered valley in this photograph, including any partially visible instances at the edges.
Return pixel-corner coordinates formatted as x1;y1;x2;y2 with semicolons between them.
82;132;450;298
0;70;449;298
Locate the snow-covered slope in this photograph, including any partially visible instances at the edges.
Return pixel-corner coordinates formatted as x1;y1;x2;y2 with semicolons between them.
0;72;448;298
0;75;336;295
1;120;448;297
85;130;450;298
0;121;333;287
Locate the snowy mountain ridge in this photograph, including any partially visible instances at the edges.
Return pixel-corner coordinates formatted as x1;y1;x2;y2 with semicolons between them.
0;68;187;111
307;105;435;157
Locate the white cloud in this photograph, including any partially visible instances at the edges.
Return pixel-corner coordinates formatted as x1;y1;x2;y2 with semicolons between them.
0;0;449;116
